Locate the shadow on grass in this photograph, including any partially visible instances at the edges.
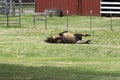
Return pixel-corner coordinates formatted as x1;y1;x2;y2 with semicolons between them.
0;64;120;80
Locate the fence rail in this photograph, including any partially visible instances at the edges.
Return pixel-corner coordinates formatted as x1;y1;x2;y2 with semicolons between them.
20;2;35;14
101;2;120;15
101;7;120;9
101;2;120;5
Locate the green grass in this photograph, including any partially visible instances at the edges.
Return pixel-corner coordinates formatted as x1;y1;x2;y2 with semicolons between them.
0;15;120;80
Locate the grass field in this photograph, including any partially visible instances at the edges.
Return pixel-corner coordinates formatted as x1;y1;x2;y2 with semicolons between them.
0;15;120;80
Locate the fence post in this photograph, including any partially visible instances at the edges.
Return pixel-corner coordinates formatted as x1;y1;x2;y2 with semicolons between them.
66;10;69;31
90;10;92;31
12;1;15;16
110;11;113;31
7;13;9;27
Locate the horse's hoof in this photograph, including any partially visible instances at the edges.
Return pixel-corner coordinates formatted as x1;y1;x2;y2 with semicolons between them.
85;34;91;37
86;40;91;44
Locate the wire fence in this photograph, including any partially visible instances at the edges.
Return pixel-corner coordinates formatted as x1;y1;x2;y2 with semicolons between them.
31;15;120;32
0;2;35;27
88;12;120;31
20;2;35;14
0;1;120;31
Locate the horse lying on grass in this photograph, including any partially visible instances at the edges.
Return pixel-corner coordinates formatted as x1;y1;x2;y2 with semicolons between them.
45;31;91;44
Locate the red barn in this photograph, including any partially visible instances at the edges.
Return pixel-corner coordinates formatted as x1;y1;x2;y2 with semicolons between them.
35;0;120;16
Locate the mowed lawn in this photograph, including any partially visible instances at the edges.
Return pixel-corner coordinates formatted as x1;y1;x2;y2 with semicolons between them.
0;15;120;80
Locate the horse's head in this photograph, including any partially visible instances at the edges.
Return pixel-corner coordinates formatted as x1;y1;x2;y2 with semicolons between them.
45;35;63;43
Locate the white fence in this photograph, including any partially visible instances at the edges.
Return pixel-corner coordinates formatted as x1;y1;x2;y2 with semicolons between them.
101;2;120;15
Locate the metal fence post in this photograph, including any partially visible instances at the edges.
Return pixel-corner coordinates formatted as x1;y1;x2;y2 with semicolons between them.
66;10;69;31
110;11;113;31
90;10;92;31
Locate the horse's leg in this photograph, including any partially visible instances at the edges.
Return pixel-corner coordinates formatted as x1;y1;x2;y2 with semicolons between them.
76;40;91;44
74;33;90;37
59;31;68;36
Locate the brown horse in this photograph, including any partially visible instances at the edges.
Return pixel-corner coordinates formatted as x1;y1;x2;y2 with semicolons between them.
45;31;91;44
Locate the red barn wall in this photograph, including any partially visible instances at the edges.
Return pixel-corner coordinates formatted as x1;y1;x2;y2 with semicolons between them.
35;0;100;16
36;0;78;15
80;0;100;16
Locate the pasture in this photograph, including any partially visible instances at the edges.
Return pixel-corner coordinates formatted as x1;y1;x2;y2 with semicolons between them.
0;15;120;80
